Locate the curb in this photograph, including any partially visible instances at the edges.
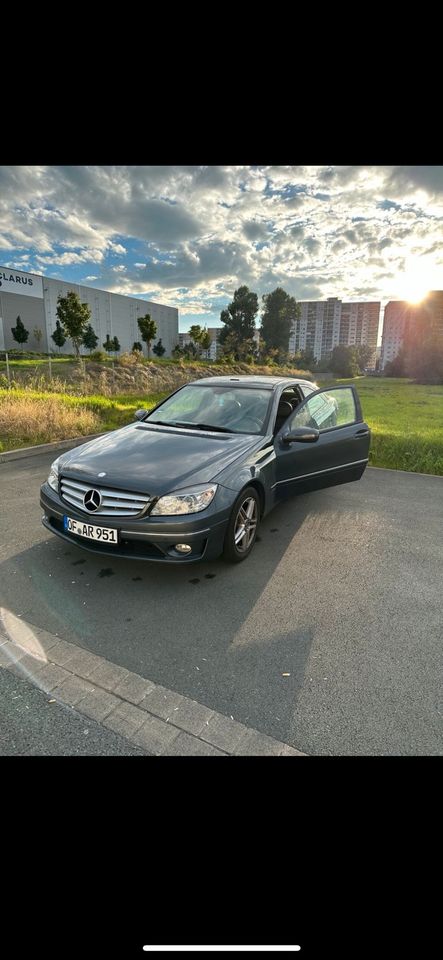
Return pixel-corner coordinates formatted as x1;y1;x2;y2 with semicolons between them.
0;615;306;757
367;465;443;480
0;433;104;463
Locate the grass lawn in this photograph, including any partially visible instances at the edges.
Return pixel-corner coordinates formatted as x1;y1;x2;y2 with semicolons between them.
0;389;167;452
0;357;91;367
1;377;443;476
0;355;213;369
326;377;443;475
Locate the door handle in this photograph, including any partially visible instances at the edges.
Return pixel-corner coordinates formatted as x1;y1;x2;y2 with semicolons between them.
354;429;369;437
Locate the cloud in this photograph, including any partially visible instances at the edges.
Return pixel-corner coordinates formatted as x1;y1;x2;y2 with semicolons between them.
386;166;443;196
242;221;269;241
1;165;442;329
35;249;105;266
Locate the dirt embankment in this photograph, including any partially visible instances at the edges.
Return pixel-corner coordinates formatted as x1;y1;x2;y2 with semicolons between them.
8;359;314;396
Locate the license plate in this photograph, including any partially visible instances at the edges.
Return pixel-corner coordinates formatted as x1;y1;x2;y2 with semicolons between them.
63;516;119;544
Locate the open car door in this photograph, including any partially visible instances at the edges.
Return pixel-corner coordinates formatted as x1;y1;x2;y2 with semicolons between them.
274;384;370;499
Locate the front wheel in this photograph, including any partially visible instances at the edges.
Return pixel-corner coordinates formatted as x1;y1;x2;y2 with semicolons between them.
223;487;260;563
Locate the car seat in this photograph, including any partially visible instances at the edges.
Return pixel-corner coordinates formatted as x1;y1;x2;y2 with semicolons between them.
274;399;293;434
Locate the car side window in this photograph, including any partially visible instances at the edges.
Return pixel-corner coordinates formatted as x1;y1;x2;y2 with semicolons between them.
289;387;357;432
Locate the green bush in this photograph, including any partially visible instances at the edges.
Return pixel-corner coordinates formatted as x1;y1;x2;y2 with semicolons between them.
89;350;108;362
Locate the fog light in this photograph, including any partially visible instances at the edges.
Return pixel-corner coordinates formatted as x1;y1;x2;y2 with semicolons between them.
175;543;192;554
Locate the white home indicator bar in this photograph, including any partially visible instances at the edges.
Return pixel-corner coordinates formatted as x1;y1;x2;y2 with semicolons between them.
143;949;301;953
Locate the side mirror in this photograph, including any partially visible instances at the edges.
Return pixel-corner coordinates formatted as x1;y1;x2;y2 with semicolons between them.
282;427;319;444
134;408;148;421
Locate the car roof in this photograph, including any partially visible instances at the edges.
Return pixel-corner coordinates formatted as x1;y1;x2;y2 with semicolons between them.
189;375;315;390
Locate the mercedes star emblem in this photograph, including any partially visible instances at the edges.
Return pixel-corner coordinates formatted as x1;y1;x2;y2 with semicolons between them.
83;488;101;512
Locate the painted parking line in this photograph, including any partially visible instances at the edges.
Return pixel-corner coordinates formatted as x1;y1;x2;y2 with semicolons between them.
142;950;302;954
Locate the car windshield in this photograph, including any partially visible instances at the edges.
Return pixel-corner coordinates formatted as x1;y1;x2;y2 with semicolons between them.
145;384;273;434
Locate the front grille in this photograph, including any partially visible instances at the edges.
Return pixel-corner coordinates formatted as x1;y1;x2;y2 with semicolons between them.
60;476;151;517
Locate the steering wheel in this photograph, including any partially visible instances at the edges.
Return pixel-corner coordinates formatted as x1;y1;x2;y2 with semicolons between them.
231;415;263;432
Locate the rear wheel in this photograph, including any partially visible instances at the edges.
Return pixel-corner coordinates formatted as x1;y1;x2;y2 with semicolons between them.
223;486;260;563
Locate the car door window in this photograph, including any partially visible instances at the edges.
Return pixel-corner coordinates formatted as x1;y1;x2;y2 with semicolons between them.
300;383;316;397
289;387;357;432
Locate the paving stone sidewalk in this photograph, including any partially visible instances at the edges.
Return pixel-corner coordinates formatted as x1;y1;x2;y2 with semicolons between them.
0;617;306;757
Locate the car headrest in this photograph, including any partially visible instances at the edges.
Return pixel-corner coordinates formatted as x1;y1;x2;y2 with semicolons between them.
277;400;293;417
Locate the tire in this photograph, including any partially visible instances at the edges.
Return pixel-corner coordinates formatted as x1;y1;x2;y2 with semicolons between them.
223;486;260;563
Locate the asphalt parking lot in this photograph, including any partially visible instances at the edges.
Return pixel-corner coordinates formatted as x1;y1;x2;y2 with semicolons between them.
1;451;442;755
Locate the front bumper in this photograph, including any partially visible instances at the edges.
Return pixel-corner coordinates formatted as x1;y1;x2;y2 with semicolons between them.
40;483;230;563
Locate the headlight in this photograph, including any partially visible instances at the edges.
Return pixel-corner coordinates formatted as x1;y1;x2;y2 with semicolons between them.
47;456;62;492
150;484;217;516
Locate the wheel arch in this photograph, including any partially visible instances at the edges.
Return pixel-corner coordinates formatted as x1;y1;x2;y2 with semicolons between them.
242;478;265;519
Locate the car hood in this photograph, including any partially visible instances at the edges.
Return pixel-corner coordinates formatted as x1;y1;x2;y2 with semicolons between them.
58;422;263;495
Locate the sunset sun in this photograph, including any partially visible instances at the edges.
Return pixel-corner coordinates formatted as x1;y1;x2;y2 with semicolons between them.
393;258;442;304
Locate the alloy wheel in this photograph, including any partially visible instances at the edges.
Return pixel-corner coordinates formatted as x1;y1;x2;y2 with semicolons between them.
234;496;258;553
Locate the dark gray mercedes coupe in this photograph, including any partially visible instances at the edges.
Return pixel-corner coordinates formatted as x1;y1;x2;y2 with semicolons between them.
40;376;370;563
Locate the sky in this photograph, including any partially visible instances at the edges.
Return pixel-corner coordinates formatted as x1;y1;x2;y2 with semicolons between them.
1;165;442;339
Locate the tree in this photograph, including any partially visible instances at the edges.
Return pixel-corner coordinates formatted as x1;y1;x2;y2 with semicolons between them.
383;350;408;377
51;320;66;353
260;287;299;352
82;324;99;354
355;344;374;372
183;341;199;358
103;334;114;355
297;347;317;369
329;345;359;378
218;285;259;358
262;346;280;366
172;344;184;358
199;329;211;358
153;338;166;357
11;315;29;351
137;313;157;359
33;327;43;350
400;305;443;383
188;325;211;358
132;341;143;352
56;291;91;356
408;339;443;383
188;324;203;347
112;336;120;355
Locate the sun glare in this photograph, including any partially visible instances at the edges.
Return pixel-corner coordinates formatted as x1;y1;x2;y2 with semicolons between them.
393;259;442;305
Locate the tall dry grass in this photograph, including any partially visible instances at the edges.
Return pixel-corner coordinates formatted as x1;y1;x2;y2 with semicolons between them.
3;360;314;398
0;395;100;449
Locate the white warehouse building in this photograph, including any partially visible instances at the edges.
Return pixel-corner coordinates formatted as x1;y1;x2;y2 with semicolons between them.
0;266;179;356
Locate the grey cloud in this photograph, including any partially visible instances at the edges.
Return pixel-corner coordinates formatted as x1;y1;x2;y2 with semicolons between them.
118;198;201;242
242;221;269;241
47;167;203;242
317;166;360;186
331;240;347;254
104;240;252;291
282;195;305;209
386;166;443;196
192;166;231;190
304;238;321;254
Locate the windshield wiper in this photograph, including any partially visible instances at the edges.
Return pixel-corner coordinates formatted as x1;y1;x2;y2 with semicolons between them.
146;419;234;433
192;423;235;433
145;420;187;427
